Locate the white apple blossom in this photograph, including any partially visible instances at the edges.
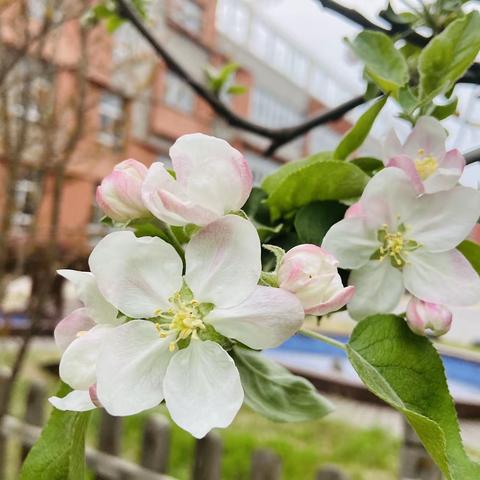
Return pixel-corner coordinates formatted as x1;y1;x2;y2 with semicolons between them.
49;270;121;412
75;215;303;438
142;133;253;227
322;168;480;320
96;159;150;222
384;116;465;194
278;244;355;315
406;297;452;336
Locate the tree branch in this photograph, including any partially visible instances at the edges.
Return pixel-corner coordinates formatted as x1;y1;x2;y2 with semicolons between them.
114;0;367;156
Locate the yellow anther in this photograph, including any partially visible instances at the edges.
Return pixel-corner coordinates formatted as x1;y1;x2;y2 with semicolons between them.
415;149;438;180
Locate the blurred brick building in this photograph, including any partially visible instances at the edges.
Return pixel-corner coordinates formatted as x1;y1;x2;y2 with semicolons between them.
0;0;352;263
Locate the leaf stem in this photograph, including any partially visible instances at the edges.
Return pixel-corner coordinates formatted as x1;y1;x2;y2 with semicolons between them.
299;328;347;351
163;225;186;268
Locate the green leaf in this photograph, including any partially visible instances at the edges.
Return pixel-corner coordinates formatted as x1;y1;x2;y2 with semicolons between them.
349;31;409;96
226;84;248;95
294;201;347;245
347;315;480;480
262;152;331;195
457;240;480;275
21;384;90;480
334;96;387;160
264;156;369;220
419;11;480;101
349;157;384;176
431;97;458;121
232;346;333;422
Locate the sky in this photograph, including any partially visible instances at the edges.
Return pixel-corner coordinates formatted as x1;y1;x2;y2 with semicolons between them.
247;0;480;186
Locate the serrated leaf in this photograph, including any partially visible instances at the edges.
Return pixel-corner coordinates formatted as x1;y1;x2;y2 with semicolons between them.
334;96;387;160
349;31;409;96
294;201;347;245
20;384;90;480
457;240;480;275
264;158;369;220
347;315;480;480
419;11;480;101
232;346;333;422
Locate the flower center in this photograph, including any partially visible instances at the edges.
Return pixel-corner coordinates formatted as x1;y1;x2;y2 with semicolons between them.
155;286;212;351
371;224;421;268
415;149;438;180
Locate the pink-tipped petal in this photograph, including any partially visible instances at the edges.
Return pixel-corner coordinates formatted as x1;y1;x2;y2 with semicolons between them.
305;285;355;316
344;202;364;219
387;155;425;195
54;308;96;353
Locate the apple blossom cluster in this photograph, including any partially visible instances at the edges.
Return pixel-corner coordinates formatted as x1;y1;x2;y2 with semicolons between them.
324;116;480;334
49;121;480;436
50;134;352;438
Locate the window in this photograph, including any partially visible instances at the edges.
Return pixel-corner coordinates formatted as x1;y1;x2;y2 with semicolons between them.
28;0;46;20
170;0;203;35
13;174;39;228
244;151;279;186
216;0;249;42
98;91;124;148
292;54;308;85
164;71;194;113
7;59;51;123
251;88;302;128
250;20;270;60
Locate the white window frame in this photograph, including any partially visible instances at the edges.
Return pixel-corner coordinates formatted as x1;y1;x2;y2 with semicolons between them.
164;71;194;113
97;91;124;148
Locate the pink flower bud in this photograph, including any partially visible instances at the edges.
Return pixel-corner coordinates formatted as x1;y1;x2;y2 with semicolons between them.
406;297;452;337
278;244;355;316
96;159;149;222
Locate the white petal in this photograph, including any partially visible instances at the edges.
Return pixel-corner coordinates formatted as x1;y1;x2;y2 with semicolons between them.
96;320;172;416
403;249;480;306
383;129;403;160
405;186;480;252
347;260;404;320
322;218;377;269
49;390;95;412
360;167;418;229
403;116;447;160
170;133;252;214
185;215;261;308
164;340;243;438
57;270;118;325
59;325;111;390
89;231;183;318
206;286;304;349
54;308;96;352
142;163;218;226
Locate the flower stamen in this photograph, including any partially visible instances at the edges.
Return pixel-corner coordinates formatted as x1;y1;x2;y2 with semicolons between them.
372;224;420;268
415;149;438;180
